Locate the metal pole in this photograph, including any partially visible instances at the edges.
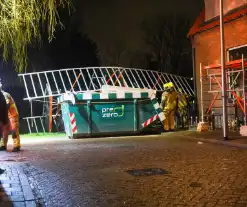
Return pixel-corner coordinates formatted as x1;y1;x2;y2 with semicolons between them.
192;38;197;97
220;0;228;140
30;100;33;127
200;63;204;122
242;54;246;125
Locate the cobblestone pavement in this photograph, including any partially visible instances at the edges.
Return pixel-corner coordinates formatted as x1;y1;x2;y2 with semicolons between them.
0;163;41;207
1;134;247;206
179;130;247;149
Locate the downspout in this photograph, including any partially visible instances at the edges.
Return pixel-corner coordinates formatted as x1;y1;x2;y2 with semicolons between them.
191;37;197;96
191;36;199;118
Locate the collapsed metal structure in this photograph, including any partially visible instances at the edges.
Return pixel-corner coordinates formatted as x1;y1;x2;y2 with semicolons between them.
19;67;194;133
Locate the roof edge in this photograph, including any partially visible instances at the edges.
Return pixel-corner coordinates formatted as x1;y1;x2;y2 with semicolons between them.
187;9;205;38
188;5;247;38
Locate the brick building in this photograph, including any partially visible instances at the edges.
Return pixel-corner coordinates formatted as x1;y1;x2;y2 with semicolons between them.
188;0;247;120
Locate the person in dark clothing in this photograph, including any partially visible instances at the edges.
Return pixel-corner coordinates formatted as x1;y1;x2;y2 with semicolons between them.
0;90;8;139
0;90;8;127
0;89;8;172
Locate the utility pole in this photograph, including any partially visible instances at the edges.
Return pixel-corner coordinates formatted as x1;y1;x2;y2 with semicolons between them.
220;0;228;140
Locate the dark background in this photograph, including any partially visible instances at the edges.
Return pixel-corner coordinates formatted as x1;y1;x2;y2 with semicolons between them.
0;0;204;133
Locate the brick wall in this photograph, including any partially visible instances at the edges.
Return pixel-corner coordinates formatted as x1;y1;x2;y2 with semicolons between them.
192;15;247;118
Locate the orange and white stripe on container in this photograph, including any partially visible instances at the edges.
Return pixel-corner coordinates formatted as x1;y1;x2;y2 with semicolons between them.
70;113;77;134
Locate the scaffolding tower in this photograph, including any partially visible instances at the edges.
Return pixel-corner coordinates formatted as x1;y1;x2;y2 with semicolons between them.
201;57;247;129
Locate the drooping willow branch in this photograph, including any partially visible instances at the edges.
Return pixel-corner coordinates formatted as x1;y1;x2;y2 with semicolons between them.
0;0;70;72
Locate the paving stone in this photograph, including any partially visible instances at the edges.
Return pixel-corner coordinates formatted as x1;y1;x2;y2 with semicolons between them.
235;204;247;207
25;201;37;207
205;202;217;207
4;187;23;193
1;184;10;188
11;184;23;188
0;180;20;184
0;176;10;180
19;174;29;186
240;196;247;201
22;185;35;201
13;202;26;207
11;191;24;196
2;195;25;202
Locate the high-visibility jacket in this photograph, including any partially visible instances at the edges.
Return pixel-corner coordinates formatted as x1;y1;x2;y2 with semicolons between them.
161;90;177;111
161;91;168;109
178;93;187;111
2;91;19;119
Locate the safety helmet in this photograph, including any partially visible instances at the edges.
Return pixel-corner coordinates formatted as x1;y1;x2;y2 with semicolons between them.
169;82;174;88
163;83;170;90
178;88;183;93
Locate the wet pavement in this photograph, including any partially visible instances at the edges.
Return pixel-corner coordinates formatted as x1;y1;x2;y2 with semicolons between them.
1;133;247;206
181;130;247;148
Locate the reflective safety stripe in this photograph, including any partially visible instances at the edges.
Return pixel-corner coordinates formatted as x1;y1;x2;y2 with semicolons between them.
8;104;19;118
9;104;16;109
178;94;187;109
70;113;77;134
178;102;187;109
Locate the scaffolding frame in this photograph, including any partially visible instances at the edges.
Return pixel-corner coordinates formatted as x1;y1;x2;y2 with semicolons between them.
19;67;194;100
202;58;247;127
19;67;194;133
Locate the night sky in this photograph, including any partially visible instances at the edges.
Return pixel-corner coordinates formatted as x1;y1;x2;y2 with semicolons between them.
0;0;204;131
81;0;203;67
1;0;204;86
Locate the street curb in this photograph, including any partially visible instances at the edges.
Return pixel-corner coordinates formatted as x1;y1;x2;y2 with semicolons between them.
0;164;44;206
22;164;46;207
180;135;247;149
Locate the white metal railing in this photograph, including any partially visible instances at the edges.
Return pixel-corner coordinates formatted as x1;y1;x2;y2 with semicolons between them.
19;67;194;100
20;67;194;134
23;115;63;133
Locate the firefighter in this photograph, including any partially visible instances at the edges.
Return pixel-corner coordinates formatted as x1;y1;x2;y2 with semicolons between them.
0;87;20;152
177;88;188;128
161;82;178;132
160;84;169;109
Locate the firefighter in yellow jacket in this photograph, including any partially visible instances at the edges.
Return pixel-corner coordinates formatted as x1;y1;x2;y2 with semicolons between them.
161;82;178;131
0;89;20;152
177;88;188;128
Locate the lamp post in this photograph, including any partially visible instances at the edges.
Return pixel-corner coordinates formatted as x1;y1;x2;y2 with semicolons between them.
220;0;228;140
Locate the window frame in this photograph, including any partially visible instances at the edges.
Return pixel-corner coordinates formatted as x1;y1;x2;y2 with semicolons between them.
227;44;247;99
227;44;247;61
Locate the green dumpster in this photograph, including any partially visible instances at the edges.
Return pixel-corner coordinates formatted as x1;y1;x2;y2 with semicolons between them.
58;90;164;138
